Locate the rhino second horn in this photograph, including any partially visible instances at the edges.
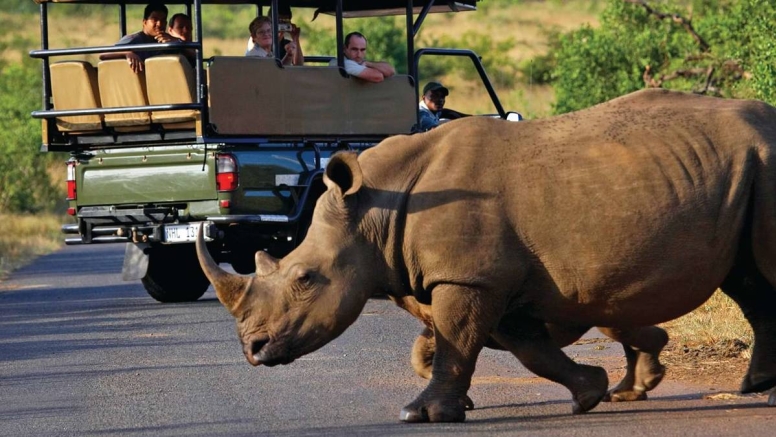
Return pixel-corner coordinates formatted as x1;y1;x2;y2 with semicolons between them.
195;224;249;313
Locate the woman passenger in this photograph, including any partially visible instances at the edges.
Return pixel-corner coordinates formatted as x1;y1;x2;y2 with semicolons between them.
245;16;303;66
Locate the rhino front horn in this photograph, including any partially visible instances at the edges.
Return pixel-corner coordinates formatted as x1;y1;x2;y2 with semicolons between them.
195;224;249;313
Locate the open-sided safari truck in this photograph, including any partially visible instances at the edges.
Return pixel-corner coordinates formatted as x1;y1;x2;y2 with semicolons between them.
31;0;518;302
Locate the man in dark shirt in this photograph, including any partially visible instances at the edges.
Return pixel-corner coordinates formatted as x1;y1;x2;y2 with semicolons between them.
100;2;181;73
418;81;469;132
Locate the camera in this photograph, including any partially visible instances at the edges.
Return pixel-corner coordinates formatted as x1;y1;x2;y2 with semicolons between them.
278;21;293;32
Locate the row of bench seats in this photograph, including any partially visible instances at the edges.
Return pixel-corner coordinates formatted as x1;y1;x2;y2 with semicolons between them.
51;54;417;138
49;54;197;133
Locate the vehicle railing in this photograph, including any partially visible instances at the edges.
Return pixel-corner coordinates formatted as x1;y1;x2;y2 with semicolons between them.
31;104;202;119
413;47;506;127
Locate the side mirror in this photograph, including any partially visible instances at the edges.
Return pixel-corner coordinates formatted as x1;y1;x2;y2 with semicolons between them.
506;112;523;122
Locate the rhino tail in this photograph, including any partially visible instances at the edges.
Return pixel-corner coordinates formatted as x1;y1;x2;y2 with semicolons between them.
196;224;249;312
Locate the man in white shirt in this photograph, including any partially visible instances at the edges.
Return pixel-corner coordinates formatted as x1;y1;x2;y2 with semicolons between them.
342;32;395;83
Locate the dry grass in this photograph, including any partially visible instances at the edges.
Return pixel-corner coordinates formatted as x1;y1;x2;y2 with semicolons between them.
661;290;753;356
0;214;66;280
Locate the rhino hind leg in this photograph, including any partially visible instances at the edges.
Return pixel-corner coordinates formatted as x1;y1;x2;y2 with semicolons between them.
721;263;776;397
492;316;609;415
410;327;435;380
597;326;668;402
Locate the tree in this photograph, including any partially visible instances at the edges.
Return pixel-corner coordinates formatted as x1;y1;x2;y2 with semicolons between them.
0;59;61;213
550;0;776;114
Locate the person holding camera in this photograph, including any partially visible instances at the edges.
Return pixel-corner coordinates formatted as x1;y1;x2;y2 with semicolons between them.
246;15;304;66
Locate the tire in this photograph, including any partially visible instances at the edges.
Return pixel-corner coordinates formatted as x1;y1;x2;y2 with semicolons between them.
141;244;210;303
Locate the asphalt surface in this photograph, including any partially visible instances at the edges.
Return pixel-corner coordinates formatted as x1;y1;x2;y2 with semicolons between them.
1;244;774;436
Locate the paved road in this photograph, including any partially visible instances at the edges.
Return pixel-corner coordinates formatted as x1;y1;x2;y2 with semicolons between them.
0;244;773;436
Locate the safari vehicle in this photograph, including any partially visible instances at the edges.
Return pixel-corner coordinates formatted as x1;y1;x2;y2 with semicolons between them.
31;0;518;302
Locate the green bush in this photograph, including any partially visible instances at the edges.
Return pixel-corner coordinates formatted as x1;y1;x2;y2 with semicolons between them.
0;59;61;213
418;31;519;88
551;0;776;114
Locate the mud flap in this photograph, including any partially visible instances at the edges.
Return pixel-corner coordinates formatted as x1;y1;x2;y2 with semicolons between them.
121;243;150;281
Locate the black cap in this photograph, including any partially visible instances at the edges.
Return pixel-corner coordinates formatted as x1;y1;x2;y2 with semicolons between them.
423;81;449;96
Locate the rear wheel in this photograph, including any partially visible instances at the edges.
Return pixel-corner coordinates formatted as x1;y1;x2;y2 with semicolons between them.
141;244;210;302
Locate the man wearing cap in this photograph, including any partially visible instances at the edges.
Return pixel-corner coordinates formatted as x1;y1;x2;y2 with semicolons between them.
418;81;449;131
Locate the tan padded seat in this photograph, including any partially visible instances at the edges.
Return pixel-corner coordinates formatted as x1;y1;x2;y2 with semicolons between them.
97;59;151;129
145;54;197;128
49;61;103;132
208;56;416;136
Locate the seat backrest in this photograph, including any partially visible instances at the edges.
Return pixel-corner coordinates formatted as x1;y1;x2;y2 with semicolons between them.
97;59;150;128
145;54;198;124
49;61;103;132
207;56;416;136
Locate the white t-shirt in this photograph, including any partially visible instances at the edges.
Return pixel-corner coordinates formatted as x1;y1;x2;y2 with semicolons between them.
343;58;366;77
246;43;272;58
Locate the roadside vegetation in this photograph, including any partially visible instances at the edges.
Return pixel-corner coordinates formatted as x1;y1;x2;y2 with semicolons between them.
0;0;764;364
0;213;65;279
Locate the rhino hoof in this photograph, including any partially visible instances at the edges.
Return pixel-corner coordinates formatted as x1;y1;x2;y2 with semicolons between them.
604;389;647;402
400;407;429;423
461;395;475;410
400;399;466;423
741;373;776;394
571;366;609;414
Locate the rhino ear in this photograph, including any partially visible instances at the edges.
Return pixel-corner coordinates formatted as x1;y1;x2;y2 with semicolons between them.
324;152;363;197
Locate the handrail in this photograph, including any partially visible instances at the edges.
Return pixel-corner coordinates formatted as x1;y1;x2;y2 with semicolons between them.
413;47;506;127
29;42;202;58
32;103;202;119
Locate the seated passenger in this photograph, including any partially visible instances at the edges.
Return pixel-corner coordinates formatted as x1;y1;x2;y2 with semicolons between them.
99;2;184;73
418;81;469;132
245;15;304;66
168;13;191;42
167;12;196;65
341;32;395;83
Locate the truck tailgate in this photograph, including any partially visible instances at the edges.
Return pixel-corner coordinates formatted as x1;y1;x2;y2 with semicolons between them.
76;146;215;206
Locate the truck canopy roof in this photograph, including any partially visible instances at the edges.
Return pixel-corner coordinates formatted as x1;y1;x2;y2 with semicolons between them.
32;0;479;16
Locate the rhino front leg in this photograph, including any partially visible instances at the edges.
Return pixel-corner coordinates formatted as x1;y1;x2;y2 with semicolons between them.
410;327;475;410
492;315;609;415
598;326;668;402
400;285;503;423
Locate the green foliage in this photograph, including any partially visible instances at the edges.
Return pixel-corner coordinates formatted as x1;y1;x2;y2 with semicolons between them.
551;0;776;114
0;59;61;213
0;0;37;14
419;31;519;87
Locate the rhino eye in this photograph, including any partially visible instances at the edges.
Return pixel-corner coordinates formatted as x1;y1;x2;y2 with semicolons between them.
296;271;312;285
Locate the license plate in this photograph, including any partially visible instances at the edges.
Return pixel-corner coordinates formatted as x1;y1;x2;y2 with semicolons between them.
164;223;204;243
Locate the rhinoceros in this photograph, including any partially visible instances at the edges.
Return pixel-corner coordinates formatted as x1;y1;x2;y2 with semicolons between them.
196;88;776;422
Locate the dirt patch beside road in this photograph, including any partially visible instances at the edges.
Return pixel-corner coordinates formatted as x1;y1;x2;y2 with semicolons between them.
572;337;750;392
660;339;750;391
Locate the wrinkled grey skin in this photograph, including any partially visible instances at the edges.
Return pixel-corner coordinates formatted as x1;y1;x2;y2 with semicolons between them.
198;89;776;422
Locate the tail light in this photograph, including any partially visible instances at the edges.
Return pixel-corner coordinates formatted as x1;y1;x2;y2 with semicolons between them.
66;161;77;200
216;153;238;192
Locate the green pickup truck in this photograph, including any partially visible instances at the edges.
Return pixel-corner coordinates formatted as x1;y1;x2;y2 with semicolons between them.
31;0;518;302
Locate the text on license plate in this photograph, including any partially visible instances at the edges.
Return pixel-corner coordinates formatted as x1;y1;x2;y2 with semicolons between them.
164;224;200;243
